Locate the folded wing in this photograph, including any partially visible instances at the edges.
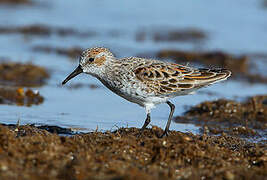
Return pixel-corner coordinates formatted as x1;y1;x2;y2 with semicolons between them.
134;62;231;95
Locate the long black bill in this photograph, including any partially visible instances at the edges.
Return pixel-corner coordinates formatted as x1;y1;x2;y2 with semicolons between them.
62;65;83;85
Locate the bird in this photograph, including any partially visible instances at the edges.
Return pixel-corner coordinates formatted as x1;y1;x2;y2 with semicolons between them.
62;47;231;137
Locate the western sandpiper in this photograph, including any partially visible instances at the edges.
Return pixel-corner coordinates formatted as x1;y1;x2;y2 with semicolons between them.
62;47;231;137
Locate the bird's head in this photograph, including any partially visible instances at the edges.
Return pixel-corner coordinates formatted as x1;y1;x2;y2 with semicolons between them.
62;47;114;85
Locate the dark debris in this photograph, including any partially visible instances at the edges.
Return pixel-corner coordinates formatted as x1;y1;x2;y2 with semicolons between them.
0;0;31;4
175;95;267;139
0;125;266;180
0;24;96;37
136;28;206;42
0;62;49;87
0;87;44;106
33;46;83;59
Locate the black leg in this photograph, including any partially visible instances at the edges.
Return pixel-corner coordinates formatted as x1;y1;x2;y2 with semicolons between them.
139;113;151;133
160;101;175;138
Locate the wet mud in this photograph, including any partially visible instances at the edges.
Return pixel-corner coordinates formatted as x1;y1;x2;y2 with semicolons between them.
0;62;49;87
33;46;83;59
0;124;265;180
0;24;95;37
0;87;44;106
0;61;47;106
157;50;267;83
263;0;267;8
62;83;100;90
136;28;206;42
0;0;31;4
2;123;75;135
175;95;267;140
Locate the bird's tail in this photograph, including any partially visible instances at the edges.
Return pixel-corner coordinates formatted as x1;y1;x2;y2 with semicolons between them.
184;68;231;86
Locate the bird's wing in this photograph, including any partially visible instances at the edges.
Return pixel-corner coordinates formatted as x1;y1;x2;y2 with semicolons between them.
134;62;231;95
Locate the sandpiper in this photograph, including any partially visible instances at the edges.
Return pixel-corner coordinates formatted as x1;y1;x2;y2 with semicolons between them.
62;47;231;137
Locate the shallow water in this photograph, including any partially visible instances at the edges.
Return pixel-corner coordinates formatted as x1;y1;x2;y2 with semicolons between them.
0;0;266;134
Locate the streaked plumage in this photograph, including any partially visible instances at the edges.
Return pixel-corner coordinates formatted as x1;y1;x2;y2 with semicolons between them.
62;47;231;137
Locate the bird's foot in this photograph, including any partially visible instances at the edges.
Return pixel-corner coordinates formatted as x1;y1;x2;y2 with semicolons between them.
137;129;145;138
159;130;169;138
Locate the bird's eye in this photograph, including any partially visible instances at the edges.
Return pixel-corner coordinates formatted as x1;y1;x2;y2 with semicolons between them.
89;58;94;62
